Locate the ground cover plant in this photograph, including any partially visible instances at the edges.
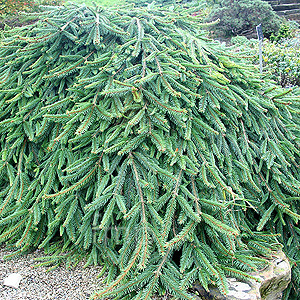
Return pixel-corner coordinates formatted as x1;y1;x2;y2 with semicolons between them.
0;0;36;14
0;0;36;31
0;3;299;299
0;0;63;14
0;0;64;32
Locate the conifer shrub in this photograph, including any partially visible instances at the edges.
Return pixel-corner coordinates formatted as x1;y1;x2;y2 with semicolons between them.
0;3;299;299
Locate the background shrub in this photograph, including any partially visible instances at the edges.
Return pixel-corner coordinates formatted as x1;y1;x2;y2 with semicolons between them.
269;22;298;43
263;37;300;87
206;0;283;38
231;31;300;87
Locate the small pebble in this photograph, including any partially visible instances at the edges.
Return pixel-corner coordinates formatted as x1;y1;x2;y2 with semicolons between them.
3;273;22;289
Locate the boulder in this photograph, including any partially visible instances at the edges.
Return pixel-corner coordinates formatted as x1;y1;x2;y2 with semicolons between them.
193;251;291;300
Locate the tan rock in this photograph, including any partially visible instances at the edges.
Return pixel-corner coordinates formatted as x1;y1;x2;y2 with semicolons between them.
193;250;291;300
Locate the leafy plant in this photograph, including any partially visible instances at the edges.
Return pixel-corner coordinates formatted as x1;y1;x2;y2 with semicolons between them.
263;39;300;87
0;0;62;15
206;0;282;38
0;3;299;300
269;23;298;43
0;0;64;31
0;0;36;14
231;35;300;87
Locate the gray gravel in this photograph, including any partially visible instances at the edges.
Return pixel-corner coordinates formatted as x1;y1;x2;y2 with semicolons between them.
0;246;104;300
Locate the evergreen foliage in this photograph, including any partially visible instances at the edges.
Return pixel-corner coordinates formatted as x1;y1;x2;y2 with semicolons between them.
0;3;299;299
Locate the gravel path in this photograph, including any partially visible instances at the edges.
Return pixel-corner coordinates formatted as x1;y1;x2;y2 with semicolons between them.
0;246;104;300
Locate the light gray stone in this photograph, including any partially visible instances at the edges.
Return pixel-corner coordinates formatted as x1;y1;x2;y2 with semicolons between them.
3;273;22;289
193;250;291;300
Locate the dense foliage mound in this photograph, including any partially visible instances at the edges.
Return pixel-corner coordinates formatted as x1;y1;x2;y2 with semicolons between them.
0;3;300;299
